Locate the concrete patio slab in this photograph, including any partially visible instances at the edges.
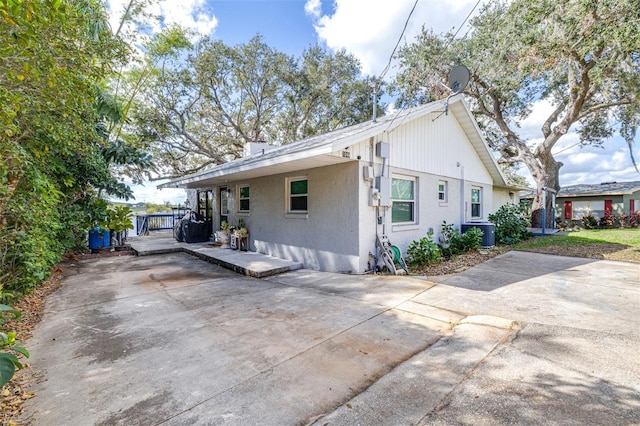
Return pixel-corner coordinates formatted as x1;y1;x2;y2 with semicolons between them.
314;321;515;426
21;253;447;425
129;231;303;277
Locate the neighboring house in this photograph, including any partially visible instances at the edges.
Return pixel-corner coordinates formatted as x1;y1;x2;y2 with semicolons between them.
159;97;520;273
550;181;640;220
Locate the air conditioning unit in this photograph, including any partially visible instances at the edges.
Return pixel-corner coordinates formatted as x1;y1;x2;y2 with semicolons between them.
461;223;495;247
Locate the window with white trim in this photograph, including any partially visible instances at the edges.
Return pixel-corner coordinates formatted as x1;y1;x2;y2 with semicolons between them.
391;176;416;223
238;185;250;212
471;187;482;218
287;177;308;213
438;180;447;202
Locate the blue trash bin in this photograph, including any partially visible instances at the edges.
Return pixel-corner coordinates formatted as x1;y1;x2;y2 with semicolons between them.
88;228;111;250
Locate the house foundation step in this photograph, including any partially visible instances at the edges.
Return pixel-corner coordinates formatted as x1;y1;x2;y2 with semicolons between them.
129;231;303;278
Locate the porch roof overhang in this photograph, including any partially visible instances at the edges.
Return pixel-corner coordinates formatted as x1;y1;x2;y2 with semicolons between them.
159;145;354;189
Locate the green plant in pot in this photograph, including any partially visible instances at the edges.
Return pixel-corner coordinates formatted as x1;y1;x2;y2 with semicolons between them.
216;221;232;248
85;198;112;250
234;218;248;237
108;205;134;247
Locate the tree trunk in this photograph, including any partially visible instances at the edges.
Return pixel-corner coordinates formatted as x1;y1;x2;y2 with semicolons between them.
530;155;562;229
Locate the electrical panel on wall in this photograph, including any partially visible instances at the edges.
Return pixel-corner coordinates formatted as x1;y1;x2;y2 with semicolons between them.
376;176;391;207
375;141;390;159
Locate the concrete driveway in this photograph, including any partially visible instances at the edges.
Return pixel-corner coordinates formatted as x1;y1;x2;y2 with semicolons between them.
21;251;639;425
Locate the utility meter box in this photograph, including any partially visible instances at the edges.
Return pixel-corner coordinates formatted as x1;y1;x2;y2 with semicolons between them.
363;165;374;182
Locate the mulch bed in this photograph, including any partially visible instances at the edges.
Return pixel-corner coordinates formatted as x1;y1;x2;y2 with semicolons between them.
410;246;511;277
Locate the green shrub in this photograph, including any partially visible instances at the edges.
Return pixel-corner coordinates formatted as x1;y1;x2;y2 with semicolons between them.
581;215;598;229
459;227;483;251
438;221;483;258
407;231;442;265
1;170;66;295
0;288;29;387
488;204;532;245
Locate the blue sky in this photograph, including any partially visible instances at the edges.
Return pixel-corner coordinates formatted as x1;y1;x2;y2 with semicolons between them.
107;0;640;204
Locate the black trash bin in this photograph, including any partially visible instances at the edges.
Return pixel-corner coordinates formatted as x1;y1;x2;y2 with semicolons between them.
177;211;210;243
173;221;184;242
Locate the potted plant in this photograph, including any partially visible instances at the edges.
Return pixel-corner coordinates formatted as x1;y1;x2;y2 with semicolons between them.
215;220;232;248
108;205;134;250
86;198;112;251
233;219;249;251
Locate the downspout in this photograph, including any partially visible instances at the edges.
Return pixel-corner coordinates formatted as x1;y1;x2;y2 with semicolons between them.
459;163;465;226
370;138;377;271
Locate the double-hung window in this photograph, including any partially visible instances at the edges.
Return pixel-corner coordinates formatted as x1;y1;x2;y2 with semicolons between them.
438;181;447;203
471;187;482;218
288;177;308;213
238;185;250;213
391;176;416;223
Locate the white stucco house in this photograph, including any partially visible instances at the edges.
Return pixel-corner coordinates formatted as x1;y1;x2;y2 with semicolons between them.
159;97;520;273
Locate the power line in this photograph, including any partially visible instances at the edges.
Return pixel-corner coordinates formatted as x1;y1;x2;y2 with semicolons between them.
378;0;419;81
442;0;481;56
382;0;483;131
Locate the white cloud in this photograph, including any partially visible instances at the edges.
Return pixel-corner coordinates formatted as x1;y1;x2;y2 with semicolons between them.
114;179;188;205
518;98;555;140
106;0;217;41
311;0;486;76
161;0;217;36
554;137;640;186
304;0;322;19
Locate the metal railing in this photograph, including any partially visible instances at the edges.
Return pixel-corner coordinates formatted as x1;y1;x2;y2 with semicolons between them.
135;213;182;236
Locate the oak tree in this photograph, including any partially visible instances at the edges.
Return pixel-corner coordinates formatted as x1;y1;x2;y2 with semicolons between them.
129;34;382;178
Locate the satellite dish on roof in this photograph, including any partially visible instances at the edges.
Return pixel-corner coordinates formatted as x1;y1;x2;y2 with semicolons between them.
432;65;471;122
448;65;470;93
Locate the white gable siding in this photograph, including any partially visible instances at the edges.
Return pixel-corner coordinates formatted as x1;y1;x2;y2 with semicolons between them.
384;113;492;184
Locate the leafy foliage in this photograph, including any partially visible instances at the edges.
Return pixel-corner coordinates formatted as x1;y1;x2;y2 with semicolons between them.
438;221;483;259
0;0;151;295
488;204;532;245
581;215;599;230
108;205;134;246
0;294;28;387
406;232;442;266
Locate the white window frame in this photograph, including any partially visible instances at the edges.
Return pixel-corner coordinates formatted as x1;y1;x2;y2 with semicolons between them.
471;186;482;219
438;180;448;204
238;184;250;214
391;175;417;224
286;176;308;216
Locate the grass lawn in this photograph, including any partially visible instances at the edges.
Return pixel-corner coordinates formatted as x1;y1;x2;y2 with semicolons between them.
513;228;640;263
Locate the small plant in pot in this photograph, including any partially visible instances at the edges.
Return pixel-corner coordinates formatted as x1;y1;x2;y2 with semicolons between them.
108;205;134;250
215;221;232;248
233;218;248;237
85;198;112;251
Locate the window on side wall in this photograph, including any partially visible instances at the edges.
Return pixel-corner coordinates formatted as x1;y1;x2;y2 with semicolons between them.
471;187;482;218
391;176;416;223
238;185;250;213
287;177;308;213
438;180;447;203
